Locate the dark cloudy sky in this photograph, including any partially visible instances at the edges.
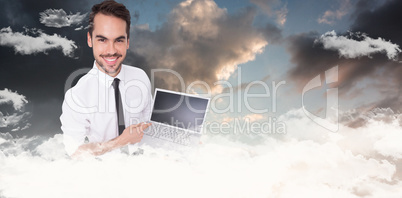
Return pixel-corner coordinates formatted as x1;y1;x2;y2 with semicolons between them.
0;0;401;137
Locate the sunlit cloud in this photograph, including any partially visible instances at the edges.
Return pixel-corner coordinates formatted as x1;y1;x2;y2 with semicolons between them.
250;0;288;26
39;9;87;28
317;0;351;25
130;0;270;93
315;30;401;60
275;4;288;26
220;113;266;123
0;27;77;57
243;113;266;122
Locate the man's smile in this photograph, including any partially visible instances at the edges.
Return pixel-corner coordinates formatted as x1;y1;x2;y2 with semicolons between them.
103;56;118;65
101;54;122;65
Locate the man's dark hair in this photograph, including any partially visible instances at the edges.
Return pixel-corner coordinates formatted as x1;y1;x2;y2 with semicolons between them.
88;0;131;39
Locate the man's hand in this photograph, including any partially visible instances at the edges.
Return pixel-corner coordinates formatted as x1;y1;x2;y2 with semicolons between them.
71;122;151;159
118;122;152;145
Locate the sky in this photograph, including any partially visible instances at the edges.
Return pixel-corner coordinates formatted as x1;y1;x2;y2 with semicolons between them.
0;0;401;137
0;0;402;197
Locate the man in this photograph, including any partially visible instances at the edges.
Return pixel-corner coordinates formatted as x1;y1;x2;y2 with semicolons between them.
60;0;151;158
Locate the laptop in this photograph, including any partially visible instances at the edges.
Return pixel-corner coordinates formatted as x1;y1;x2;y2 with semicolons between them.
138;88;210;152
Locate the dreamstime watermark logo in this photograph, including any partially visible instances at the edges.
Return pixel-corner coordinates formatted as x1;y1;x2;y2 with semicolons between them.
302;66;339;132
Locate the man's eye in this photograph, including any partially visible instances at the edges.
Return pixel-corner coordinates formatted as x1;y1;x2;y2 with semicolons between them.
98;39;105;42
117;40;124;43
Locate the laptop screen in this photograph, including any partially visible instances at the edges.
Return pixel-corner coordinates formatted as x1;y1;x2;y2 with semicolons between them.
150;90;209;133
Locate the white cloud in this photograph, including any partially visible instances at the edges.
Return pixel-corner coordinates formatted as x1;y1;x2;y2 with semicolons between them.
0;112;30;128
1;107;402;197
34;134;66;160
0;89;31;131
0;27;77;57
338;108;402;159
133;24;150;31
39;9;87;28
0;88;27;110
1;106;402;197
315;30;401;61
281;108;402;160
318;0;351;25
74;26;83;31
374;128;402;159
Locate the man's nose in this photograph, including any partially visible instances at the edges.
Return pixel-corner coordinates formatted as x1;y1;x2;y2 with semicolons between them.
106;42;117;54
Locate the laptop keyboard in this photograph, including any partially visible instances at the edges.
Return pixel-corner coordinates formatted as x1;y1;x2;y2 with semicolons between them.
145;121;191;146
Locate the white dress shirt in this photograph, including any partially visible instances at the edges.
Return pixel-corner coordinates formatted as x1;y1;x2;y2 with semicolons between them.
60;62;152;156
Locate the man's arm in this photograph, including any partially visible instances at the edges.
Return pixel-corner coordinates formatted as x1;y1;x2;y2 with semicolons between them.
71;122;151;158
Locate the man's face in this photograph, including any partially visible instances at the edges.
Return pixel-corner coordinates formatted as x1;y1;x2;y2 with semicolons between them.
87;13;129;77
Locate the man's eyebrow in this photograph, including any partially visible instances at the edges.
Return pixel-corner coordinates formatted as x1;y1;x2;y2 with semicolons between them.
95;35;126;41
95;35;107;39
115;36;126;40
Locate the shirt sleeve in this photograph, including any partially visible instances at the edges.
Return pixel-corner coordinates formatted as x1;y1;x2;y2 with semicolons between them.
60;89;89;156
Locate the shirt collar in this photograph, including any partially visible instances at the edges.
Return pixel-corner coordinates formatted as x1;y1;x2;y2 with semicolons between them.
115;63;125;82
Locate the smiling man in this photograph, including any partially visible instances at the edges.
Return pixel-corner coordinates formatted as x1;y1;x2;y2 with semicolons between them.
60;0;152;158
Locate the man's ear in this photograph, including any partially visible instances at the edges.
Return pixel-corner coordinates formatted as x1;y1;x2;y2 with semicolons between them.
87;32;93;48
127;38;130;49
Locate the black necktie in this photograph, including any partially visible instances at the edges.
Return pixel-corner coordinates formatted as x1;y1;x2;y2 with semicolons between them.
112;78;125;135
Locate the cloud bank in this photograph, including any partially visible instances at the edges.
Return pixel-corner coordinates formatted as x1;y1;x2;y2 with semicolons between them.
0;27;77;57
1;107;402;198
39;8;87;28
315;30;401;60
